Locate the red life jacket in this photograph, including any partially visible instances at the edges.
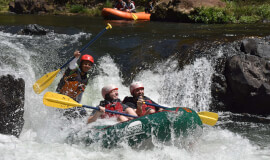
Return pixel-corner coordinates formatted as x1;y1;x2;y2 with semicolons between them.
115;2;125;10
140;99;156;116
100;101;124;118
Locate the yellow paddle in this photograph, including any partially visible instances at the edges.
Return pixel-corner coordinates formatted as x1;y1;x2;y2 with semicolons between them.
33;23;112;94
43;92;138;118
43;92;218;124
33;69;61;94
197;111;219;126
131;13;138;20
144;102;218;126
125;4;137;20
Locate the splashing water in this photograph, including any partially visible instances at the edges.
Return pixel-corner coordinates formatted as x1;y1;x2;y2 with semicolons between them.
0;30;269;160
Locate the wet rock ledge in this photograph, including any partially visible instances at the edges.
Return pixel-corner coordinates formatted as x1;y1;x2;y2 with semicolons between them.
0;75;25;137
212;36;270;115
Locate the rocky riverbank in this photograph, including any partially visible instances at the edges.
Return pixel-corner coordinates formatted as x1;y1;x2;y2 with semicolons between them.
211;36;270;115
2;0;270;23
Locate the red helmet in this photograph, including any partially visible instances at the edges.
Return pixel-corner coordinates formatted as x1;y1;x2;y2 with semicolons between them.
101;84;118;98
80;54;94;64
130;82;144;95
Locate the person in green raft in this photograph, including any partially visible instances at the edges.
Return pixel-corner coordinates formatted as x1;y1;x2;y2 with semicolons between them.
56;50;94;118
122;82;162;117
87;84;138;124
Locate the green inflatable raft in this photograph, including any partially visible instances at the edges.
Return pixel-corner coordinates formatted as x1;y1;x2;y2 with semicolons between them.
67;107;203;148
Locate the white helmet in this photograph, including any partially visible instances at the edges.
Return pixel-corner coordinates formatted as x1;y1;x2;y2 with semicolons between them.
101;84;118;98
130;82;144;95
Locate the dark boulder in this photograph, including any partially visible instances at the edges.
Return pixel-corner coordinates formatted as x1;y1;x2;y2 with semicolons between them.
9;0;54;14
151;0;225;22
224;54;270;114
240;38;270;59
210;37;270;115
0;75;25;137
18;24;48;35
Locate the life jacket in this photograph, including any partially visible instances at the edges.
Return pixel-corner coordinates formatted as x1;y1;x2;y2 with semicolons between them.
127;1;135;8
100;101;124;118
122;96;157;116
57;68;88;102
115;1;126;10
139;99;156;116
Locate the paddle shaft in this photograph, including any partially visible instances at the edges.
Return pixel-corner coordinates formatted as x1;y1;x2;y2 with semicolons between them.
60;27;109;70
82;105;138;118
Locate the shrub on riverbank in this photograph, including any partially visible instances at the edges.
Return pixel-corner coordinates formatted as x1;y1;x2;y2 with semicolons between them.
0;0;8;12
69;0;112;14
189;0;270;23
66;4;99;16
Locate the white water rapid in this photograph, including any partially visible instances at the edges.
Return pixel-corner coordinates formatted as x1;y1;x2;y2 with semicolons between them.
0;30;269;160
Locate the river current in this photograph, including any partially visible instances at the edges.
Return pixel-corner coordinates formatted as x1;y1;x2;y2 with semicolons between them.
0;15;270;160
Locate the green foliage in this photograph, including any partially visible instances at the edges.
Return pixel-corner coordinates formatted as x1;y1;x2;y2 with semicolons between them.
189;1;270;24
223;0;270;5
256;4;270;19
70;4;86;13
0;0;9;5
239;15;261;23
189;7;236;24
68;4;101;16
104;0;113;8
85;7;102;16
0;0;9;12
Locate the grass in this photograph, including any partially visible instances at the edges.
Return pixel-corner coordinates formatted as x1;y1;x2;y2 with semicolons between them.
104;0;113;8
64;0;114;16
68;5;102;16
0;0;9;12
189;1;270;23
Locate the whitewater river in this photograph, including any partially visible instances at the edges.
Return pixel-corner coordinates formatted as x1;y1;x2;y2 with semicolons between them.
0;15;270;160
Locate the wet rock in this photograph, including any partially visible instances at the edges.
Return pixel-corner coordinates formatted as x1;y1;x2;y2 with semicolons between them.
0;75;25;137
224;54;270;114
9;0;54;14
240;38;270;59
210;37;270;115
151;0;225;22
211;49;236;111
9;1;15;13
240;39;259;55
18;24;48;35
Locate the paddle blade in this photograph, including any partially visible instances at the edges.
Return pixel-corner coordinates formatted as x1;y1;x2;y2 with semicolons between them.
43;92;82;109
33;69;61;94
106;23;112;30
198;111;218;126
131;13;138;20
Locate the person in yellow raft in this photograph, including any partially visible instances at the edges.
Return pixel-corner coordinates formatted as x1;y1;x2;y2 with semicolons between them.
56;50;94;118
